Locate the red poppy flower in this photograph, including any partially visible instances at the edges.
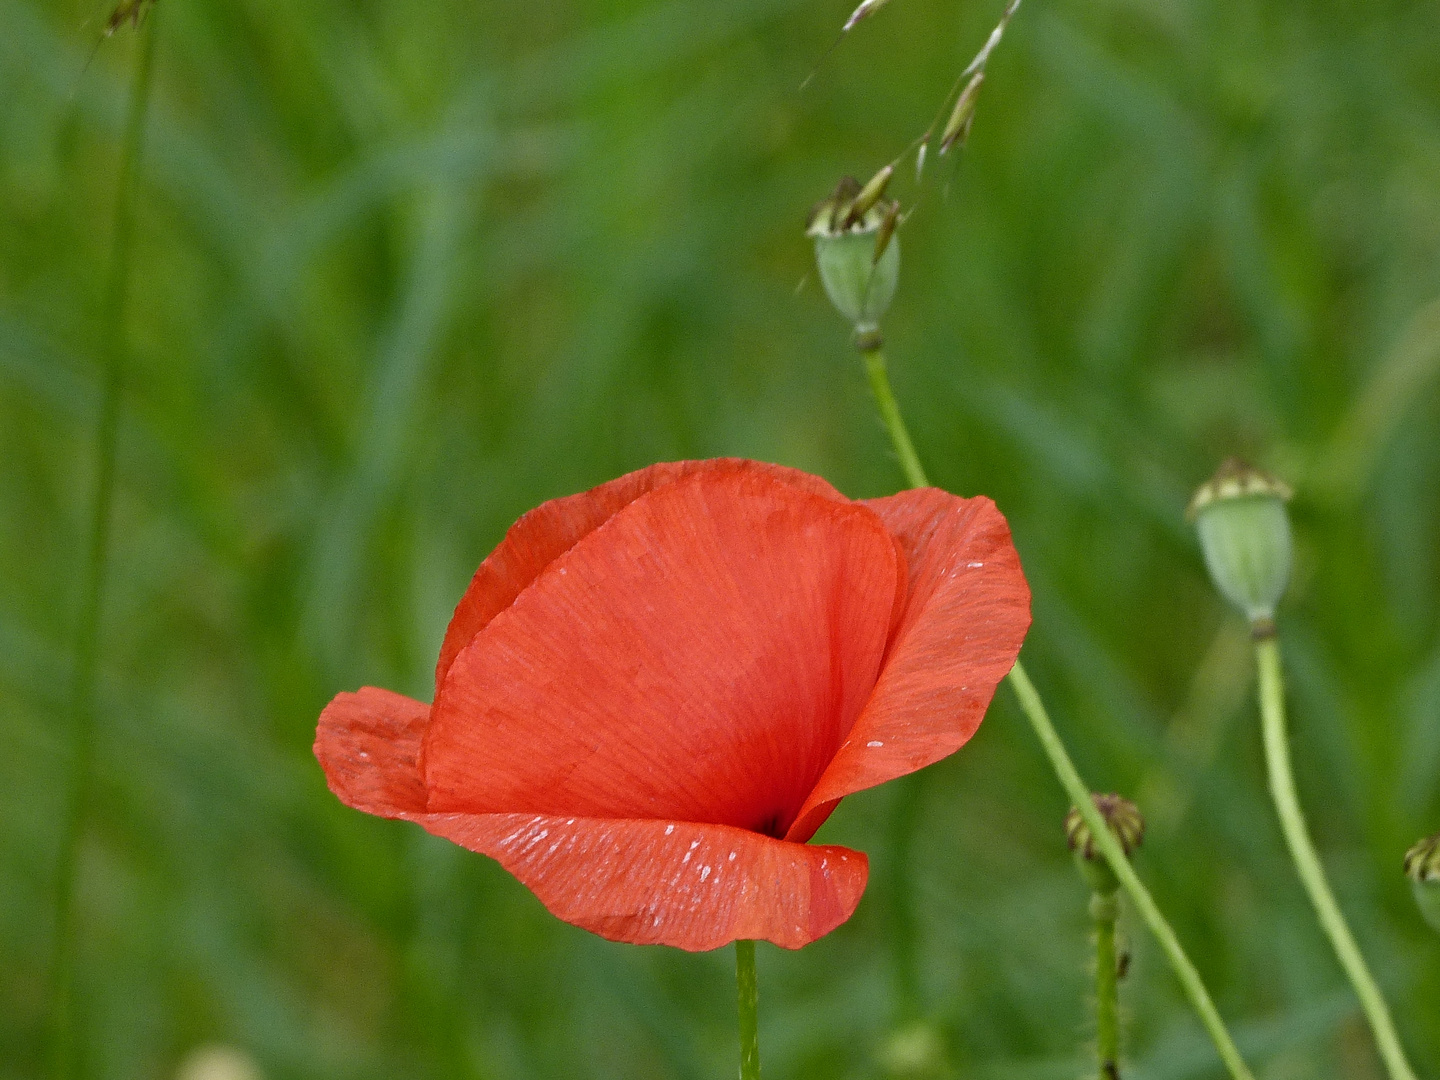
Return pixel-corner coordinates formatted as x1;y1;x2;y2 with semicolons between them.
315;459;1029;951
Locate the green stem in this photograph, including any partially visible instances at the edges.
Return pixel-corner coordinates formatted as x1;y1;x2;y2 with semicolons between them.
49;13;160;1080
736;940;761;1080
1255;637;1417;1080
1008;663;1256;1080
856;352;1256;1080
1092;891;1121;1079
860;343;930;489
860;342;929;1023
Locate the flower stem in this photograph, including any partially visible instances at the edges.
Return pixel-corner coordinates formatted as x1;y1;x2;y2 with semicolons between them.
858;350;1256;1080
1007;663;1255;1080
859;342;929;489
1092;891;1121;1079
1254;637;1417;1080
49;12;160;1080
736;940;761;1080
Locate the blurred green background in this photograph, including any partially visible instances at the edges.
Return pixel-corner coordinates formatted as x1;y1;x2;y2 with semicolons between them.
3;0;1440;1076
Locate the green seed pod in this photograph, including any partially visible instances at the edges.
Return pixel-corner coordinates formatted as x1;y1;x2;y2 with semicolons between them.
1066;794;1145;896
1404;834;1440;933
1188;459;1294;631
807;177;901;331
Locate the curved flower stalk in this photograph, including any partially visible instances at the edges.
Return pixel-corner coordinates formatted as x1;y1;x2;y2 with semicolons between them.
1191;461;1419;1080
811;194;1257;1080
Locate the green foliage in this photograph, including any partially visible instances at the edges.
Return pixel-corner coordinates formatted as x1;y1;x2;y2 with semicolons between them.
2;0;1438;1076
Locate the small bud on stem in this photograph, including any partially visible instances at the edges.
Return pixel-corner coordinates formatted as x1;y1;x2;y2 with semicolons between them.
1067;793;1145;896
1069;793;1142;1080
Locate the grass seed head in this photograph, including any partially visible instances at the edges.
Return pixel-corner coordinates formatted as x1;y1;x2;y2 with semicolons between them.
940;71;985;154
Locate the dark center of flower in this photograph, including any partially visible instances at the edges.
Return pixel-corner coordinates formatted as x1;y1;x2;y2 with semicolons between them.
753;811;786;839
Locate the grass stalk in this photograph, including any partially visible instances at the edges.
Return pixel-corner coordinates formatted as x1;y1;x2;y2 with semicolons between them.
48;12;160;1080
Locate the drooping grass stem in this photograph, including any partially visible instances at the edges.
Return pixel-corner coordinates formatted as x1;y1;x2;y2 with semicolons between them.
859;349;1257;1080
736;939;761;1080
1092;891;1121;1078
49;13;160;1080
1254;637;1418;1080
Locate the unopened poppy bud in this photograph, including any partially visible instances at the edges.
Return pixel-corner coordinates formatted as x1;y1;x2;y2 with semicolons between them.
1066;794;1145;895
1404;833;1440;932
807;177;901;331
1188;458;1294;633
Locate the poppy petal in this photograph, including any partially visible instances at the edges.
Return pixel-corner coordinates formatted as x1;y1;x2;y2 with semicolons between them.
786;490;1030;842
435;460;847;690
314;690;867;950
424;468;899;839
314;686;430;816
412;813;868;950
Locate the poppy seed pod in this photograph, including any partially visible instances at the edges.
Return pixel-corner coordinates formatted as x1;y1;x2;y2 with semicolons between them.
1188;459;1294;631
1404;834;1440;932
807;176;901;332
1066;793;1145;895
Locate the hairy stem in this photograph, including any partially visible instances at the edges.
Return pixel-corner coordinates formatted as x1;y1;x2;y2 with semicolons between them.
859;350;1257;1080
49;13;160;1080
1092;891;1121;1079
1255;637;1417;1080
736;940;761;1080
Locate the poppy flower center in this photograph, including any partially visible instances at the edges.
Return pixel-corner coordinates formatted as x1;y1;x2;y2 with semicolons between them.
753;811;786;839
